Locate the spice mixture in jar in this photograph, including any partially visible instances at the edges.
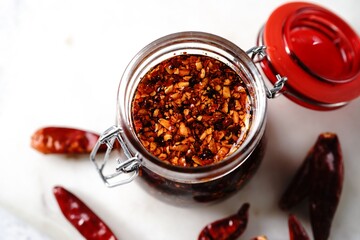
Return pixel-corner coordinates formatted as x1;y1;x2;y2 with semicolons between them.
132;55;252;167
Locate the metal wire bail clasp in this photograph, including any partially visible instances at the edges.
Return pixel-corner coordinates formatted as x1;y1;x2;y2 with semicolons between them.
246;46;287;99
90;125;141;187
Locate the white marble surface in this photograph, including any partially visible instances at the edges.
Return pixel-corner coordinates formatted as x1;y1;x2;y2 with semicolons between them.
0;0;360;239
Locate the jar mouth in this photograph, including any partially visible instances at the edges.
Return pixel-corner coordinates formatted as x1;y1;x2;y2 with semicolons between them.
117;32;267;183
283;7;360;83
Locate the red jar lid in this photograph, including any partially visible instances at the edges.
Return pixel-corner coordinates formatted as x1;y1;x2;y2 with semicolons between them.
259;2;360;110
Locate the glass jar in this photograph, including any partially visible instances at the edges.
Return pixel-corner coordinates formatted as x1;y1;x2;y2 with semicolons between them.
90;2;360;206
91;31;269;206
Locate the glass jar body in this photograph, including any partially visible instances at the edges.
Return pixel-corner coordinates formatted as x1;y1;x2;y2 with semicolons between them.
115;32;268;205
136;134;266;206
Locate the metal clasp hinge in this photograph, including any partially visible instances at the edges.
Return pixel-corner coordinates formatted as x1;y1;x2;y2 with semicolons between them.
90;125;141;187
246;46;287;99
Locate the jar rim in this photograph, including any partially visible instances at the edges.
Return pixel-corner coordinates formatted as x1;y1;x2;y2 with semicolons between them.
117;31;267;183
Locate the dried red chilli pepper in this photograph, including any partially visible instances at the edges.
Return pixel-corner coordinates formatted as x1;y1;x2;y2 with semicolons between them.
279;151;312;210
279;132;344;240
53;186;117;240
309;133;343;240
198;203;250;240
288;214;310;240
31;127;107;154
